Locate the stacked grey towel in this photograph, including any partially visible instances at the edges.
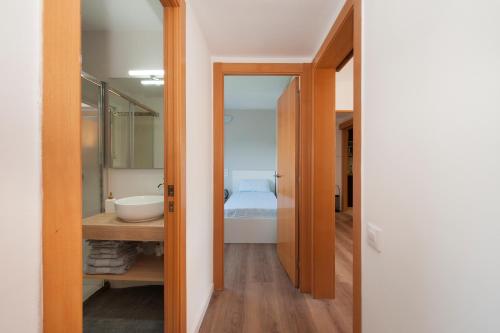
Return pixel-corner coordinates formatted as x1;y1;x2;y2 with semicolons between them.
85;241;139;275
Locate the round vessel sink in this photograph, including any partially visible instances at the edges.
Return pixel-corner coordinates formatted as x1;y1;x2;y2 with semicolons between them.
115;195;164;222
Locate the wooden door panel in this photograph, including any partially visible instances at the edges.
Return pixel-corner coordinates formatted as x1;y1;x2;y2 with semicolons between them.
311;68;335;298
277;77;299;287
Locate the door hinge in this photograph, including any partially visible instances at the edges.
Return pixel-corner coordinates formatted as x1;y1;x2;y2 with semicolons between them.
168;201;175;213
167;184;175;197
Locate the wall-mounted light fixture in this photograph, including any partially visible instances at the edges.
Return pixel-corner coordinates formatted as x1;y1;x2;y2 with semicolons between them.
129;69;165;86
140;79;164;86
128;69;164;77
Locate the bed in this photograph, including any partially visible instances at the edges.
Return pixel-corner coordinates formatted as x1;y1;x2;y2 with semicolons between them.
224;171;277;243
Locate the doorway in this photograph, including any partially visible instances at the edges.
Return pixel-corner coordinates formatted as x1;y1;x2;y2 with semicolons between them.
205;64;313;332
221;74;299;287
212;63;313;293
42;1;186;332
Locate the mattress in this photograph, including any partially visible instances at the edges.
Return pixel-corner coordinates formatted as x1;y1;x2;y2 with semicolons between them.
224;191;277;219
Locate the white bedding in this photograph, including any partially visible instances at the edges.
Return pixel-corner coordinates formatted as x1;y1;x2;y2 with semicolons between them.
224;191;277;219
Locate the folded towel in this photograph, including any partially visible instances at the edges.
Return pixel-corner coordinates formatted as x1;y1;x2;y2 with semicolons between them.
85;261;135;275
89;247;138;259
89;241;138;250
87;253;137;267
90;243;137;253
88;240;126;248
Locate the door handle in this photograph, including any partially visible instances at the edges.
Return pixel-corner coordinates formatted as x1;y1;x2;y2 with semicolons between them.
276;174;283;178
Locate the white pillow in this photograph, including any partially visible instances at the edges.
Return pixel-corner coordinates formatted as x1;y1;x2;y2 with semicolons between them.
238;179;271;192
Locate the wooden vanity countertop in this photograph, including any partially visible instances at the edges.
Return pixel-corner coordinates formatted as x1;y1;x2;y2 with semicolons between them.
83;213;164;241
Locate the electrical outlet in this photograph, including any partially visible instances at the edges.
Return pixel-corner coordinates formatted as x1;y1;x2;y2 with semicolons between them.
367;223;382;252
224;168;229;177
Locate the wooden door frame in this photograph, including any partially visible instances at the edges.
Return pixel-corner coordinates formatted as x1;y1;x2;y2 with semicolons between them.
312;0;362;331
42;0;186;332
213;63;313;293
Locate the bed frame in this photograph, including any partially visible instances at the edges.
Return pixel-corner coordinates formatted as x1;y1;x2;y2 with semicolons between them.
224;170;277;243
229;170;276;194
224;217;276;243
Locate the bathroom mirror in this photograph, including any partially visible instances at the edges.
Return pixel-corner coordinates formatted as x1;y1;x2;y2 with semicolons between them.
106;78;164;169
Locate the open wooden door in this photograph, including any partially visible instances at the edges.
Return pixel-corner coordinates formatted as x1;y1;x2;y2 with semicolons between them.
276;77;299;287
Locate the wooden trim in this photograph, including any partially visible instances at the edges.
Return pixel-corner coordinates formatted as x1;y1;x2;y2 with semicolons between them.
311;0;362;330
161;0;182;7
164;1;187;333
220;63;305;75
298;64;313;292
313;0;354;68
311;68;336;298
213;63;313;293
336;50;354;72
42;0;82;331
213;63;225;291
336;109;353;113
339;118;353;130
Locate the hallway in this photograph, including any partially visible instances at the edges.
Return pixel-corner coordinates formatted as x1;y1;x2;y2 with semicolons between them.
200;215;353;333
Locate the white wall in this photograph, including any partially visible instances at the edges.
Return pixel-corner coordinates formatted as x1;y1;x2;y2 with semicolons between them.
82;30;163;79
0;1;42;332
224;109;276;191
336;58;353;110
185;2;214;333
362;1;500;332
106;169;164;199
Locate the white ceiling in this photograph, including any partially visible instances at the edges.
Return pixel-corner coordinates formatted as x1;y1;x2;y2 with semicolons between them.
82;0;163;31
190;0;345;59
224;76;292;110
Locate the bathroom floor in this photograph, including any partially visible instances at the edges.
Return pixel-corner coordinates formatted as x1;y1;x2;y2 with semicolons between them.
83;285;164;333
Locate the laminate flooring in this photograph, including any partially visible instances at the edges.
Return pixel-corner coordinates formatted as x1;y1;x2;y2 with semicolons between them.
200;213;353;333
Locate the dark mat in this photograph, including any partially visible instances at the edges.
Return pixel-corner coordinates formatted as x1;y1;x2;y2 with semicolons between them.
84;285;164;333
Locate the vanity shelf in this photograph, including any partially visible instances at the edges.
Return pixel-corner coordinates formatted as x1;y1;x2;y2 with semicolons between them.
83;213;164;241
84;254;164;282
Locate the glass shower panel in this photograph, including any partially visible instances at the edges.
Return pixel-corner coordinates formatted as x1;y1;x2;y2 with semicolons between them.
133;104;155;169
81;77;102;218
109;91;131;168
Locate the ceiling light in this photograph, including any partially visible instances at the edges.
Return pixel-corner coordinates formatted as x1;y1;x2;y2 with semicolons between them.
128;69;164;77
141;80;164;86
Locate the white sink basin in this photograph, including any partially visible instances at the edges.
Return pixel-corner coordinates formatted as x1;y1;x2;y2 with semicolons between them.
114;195;164;222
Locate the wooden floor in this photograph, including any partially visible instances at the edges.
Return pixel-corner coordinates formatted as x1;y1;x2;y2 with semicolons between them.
199;213;353;333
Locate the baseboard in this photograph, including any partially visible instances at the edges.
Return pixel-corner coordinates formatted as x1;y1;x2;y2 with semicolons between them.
192;284;214;333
